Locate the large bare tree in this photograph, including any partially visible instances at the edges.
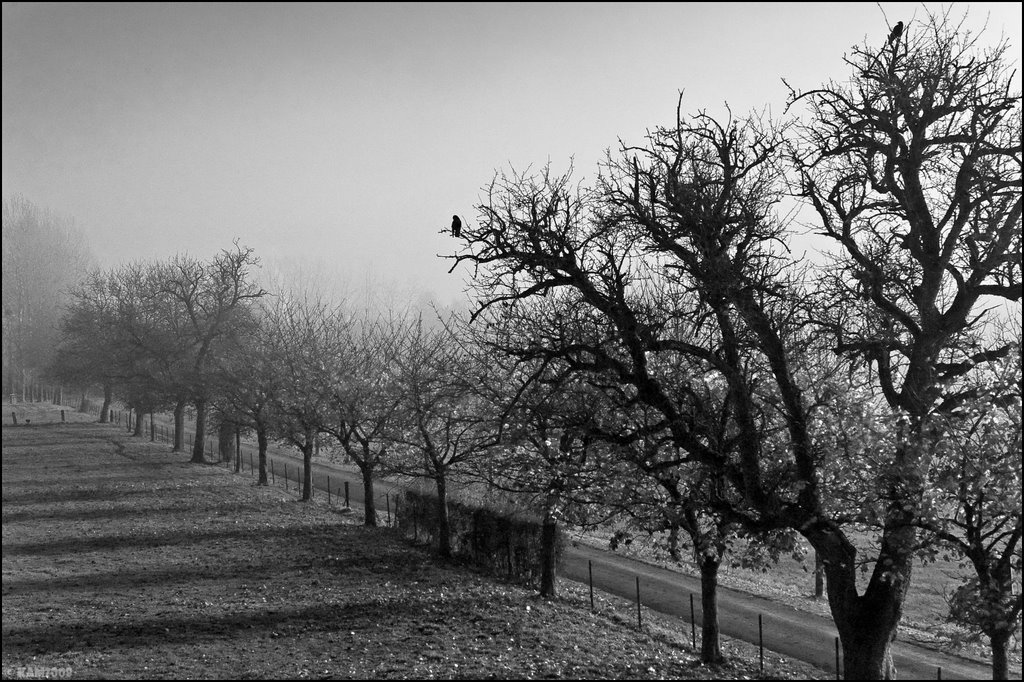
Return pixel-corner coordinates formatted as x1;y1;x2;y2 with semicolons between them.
788;10;1021;677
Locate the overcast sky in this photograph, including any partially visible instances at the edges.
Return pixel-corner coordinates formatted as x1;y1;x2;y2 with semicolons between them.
3;2;1021;305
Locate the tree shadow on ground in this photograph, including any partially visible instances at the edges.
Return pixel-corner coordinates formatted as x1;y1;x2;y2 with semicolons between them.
2;502;210;524
2;521;347;558
0;595;483;654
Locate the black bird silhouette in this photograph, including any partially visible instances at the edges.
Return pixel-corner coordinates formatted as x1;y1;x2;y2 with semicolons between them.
888;21;903;44
451;215;461;238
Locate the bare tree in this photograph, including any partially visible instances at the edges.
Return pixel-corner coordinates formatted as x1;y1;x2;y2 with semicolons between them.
215;305;283;485
53;270;128;421
920;337;1022;680
460;293;659;599
322;310;406;526
266;292;348;501
448;100;924;678
155;243;267;463
788;9;1021;677
388;316;499;559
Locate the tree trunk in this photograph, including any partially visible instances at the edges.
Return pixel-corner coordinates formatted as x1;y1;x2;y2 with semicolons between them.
149;412;156;441
191;398;207;463
359;460;377;526
172;400;185;452
990;629;1010;680
302;427;314;501
434;473;451;559
218;420;233;462
668;524;681;562
133;409;144;437
699;555;723;664
99;384;112;423
840;626;896;679
539;516;559;598
257;427;269;486
816;528;909;680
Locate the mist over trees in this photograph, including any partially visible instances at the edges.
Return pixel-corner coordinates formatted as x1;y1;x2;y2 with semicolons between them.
17;8;1021;681
2;195;93;402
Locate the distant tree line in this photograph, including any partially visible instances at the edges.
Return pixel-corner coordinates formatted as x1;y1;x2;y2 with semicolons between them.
2;195;93;404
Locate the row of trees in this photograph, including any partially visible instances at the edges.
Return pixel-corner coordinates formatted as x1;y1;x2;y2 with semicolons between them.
48;10;1019;680
52;244;498;540
54;243;267;459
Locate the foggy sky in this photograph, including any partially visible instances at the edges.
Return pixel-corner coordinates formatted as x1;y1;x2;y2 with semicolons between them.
3;2;1021;305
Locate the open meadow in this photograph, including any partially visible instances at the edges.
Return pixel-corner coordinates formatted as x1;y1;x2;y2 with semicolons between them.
2;406;828;679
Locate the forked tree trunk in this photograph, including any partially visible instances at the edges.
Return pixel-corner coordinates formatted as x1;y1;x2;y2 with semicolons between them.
817;528;910;680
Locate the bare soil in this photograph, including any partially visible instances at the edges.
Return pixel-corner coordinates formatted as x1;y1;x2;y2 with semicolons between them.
2;407;829;680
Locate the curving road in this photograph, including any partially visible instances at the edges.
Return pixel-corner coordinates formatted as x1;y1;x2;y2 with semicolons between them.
561;543;1002;680
141;417;1003;680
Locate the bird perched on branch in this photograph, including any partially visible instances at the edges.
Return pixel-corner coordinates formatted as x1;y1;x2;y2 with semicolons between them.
451;215;461;238
888;21;903;45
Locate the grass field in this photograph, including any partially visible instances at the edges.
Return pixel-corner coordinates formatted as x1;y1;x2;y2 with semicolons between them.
2;405;828;680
